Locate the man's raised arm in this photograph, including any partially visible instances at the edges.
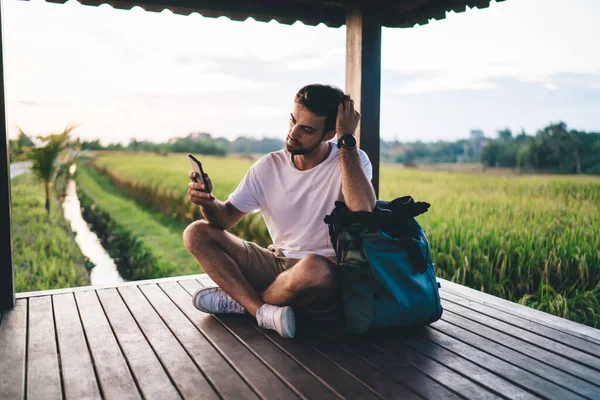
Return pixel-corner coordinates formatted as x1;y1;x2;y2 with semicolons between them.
337;101;376;212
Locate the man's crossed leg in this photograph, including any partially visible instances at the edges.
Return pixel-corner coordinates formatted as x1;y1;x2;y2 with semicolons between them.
183;220;339;338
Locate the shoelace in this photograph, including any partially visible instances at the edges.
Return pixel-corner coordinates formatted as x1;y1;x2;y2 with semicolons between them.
216;293;243;313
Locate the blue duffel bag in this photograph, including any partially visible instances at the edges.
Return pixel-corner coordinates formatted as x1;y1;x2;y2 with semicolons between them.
324;196;443;335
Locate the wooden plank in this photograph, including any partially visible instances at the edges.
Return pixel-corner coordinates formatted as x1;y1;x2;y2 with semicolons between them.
348;335;502;400
138;283;258;400
340;334;468;400
0;299;27;399
308;334;425;400
441;302;600;385
196;276;472;400
200;276;412;399
242;319;383;400
422;324;585;399
433;316;600;399
197;274;215;285
167;279;300;399
215;314;342;399
74;290;141;400
402;333;551;399
442;290;600;355
17;274;205;299
27;296;62;400
346;7;381;197
441;295;600;371
439;278;600;342
197;275;422;399
96;288;181;400
117;285;218;399
53;293;102;399
0;1;15;312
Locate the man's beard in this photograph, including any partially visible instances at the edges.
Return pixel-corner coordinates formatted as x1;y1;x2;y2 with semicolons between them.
286;135;324;155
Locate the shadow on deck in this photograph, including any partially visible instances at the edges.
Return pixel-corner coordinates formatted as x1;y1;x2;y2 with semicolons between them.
1;274;599;399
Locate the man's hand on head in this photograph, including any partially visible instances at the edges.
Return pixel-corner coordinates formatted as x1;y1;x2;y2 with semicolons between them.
336;98;361;139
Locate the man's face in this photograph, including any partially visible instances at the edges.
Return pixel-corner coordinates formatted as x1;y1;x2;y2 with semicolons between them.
286;104;328;155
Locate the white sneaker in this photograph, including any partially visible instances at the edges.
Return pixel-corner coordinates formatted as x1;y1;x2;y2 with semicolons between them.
192;287;246;314
256;304;296;339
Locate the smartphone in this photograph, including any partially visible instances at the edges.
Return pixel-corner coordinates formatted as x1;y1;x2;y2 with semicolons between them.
188;153;211;193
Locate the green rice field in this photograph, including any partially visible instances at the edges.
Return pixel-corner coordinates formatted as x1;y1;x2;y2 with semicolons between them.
12;173;91;292
85;152;600;327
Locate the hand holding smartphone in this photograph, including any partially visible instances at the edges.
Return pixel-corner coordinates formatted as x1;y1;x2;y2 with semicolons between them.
188;154;214;199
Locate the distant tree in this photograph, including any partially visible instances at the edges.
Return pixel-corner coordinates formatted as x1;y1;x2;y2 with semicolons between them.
515;129;529;144
480;142;502;167
106;143;125;150
81;139;103;150
517;142;533;170
26;125;79;214
513;122;599;174
170;136;227;156
128;138;140;152
229;137;284;154
9;129;36;159
498;128;513;141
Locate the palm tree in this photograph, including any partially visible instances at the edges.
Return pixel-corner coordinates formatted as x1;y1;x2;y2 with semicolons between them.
26;125;78;215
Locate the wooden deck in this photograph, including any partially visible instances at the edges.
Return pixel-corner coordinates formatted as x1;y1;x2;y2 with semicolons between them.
1;274;599;400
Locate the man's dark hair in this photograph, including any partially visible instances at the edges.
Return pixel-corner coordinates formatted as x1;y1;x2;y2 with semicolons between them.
294;84;351;133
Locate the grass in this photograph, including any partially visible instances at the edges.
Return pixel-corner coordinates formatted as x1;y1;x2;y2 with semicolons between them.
11;173;91;292
92;152;271;246
380;168;600;327
75;163;201;278
93;151;253;201
88;152;600;327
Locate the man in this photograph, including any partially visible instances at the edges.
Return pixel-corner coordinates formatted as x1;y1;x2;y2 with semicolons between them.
184;84;376;339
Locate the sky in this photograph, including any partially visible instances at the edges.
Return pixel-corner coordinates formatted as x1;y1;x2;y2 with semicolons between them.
2;0;599;145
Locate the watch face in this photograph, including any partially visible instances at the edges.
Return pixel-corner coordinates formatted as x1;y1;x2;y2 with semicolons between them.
343;134;356;147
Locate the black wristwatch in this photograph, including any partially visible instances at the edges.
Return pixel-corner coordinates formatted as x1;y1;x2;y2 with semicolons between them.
337;133;357;149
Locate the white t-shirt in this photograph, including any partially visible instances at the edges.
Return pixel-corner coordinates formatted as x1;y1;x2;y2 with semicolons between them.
228;143;373;259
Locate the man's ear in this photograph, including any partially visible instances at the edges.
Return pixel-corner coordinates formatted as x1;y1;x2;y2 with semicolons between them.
324;129;337;141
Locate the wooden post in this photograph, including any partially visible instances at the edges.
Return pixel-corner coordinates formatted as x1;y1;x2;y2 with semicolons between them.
345;7;382;198
0;1;15;311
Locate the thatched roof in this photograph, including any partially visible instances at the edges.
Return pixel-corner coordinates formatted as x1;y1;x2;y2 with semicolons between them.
41;0;504;27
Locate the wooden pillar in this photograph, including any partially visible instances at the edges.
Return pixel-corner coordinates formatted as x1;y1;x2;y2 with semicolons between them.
345;7;382;198
0;1;15;311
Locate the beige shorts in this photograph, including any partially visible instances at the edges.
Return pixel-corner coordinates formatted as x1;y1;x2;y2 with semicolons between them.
240;241;341;321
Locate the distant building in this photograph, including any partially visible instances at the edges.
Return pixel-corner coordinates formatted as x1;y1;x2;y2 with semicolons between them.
469;129;485;161
458;130;485;162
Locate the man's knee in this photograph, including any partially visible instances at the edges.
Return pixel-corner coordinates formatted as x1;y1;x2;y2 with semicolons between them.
183;220;214;253
288;254;336;292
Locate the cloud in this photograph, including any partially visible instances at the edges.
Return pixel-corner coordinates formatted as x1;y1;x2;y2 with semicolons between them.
380;72;600;143
382;0;600;86
396;78;497;94
3;0;599;144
